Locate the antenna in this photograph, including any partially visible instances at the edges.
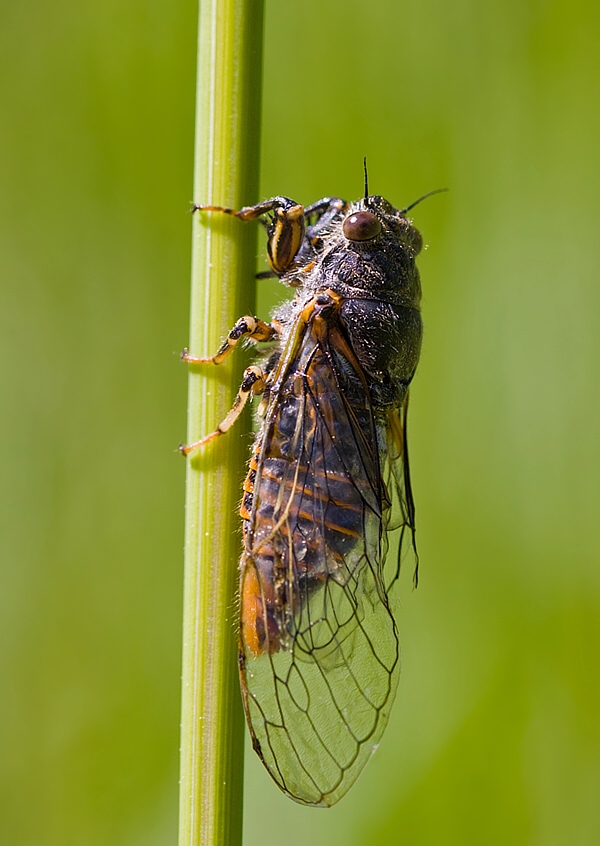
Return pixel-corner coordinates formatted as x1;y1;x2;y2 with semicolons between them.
400;188;448;215
363;157;369;201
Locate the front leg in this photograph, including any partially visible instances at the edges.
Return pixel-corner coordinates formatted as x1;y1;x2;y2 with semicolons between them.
304;196;347;226
192;197;305;275
181;315;276;367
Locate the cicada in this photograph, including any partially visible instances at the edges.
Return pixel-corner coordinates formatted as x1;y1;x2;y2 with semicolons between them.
181;175;434;806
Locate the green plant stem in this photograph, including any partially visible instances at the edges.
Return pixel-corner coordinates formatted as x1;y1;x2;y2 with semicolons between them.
178;3;264;846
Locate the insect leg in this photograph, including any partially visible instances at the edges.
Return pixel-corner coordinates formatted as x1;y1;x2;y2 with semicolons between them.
303;198;349;250
179;365;266;456
181;316;276;366
303;197;347;223
192;196;298;221
193;197;305;275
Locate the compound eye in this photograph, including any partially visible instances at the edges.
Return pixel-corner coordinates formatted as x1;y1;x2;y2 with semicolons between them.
407;226;423;255
342;210;381;241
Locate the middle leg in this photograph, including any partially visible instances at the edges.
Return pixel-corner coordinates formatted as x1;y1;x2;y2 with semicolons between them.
181;315;276;367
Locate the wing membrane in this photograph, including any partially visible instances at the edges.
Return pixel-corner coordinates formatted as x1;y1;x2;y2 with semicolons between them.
239;303;415;806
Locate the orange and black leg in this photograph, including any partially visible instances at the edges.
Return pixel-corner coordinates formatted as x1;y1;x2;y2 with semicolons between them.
304;197;347;225
192;197;306;275
180;315;276;367
179;365;266;456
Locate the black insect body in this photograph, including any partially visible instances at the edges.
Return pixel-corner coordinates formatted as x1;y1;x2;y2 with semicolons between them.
182;189;425;807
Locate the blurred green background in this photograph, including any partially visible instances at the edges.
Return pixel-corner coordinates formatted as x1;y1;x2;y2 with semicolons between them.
2;1;599;844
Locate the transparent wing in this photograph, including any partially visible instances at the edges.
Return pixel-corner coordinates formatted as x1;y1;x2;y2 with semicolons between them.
380;397;419;595
239;307;408;806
